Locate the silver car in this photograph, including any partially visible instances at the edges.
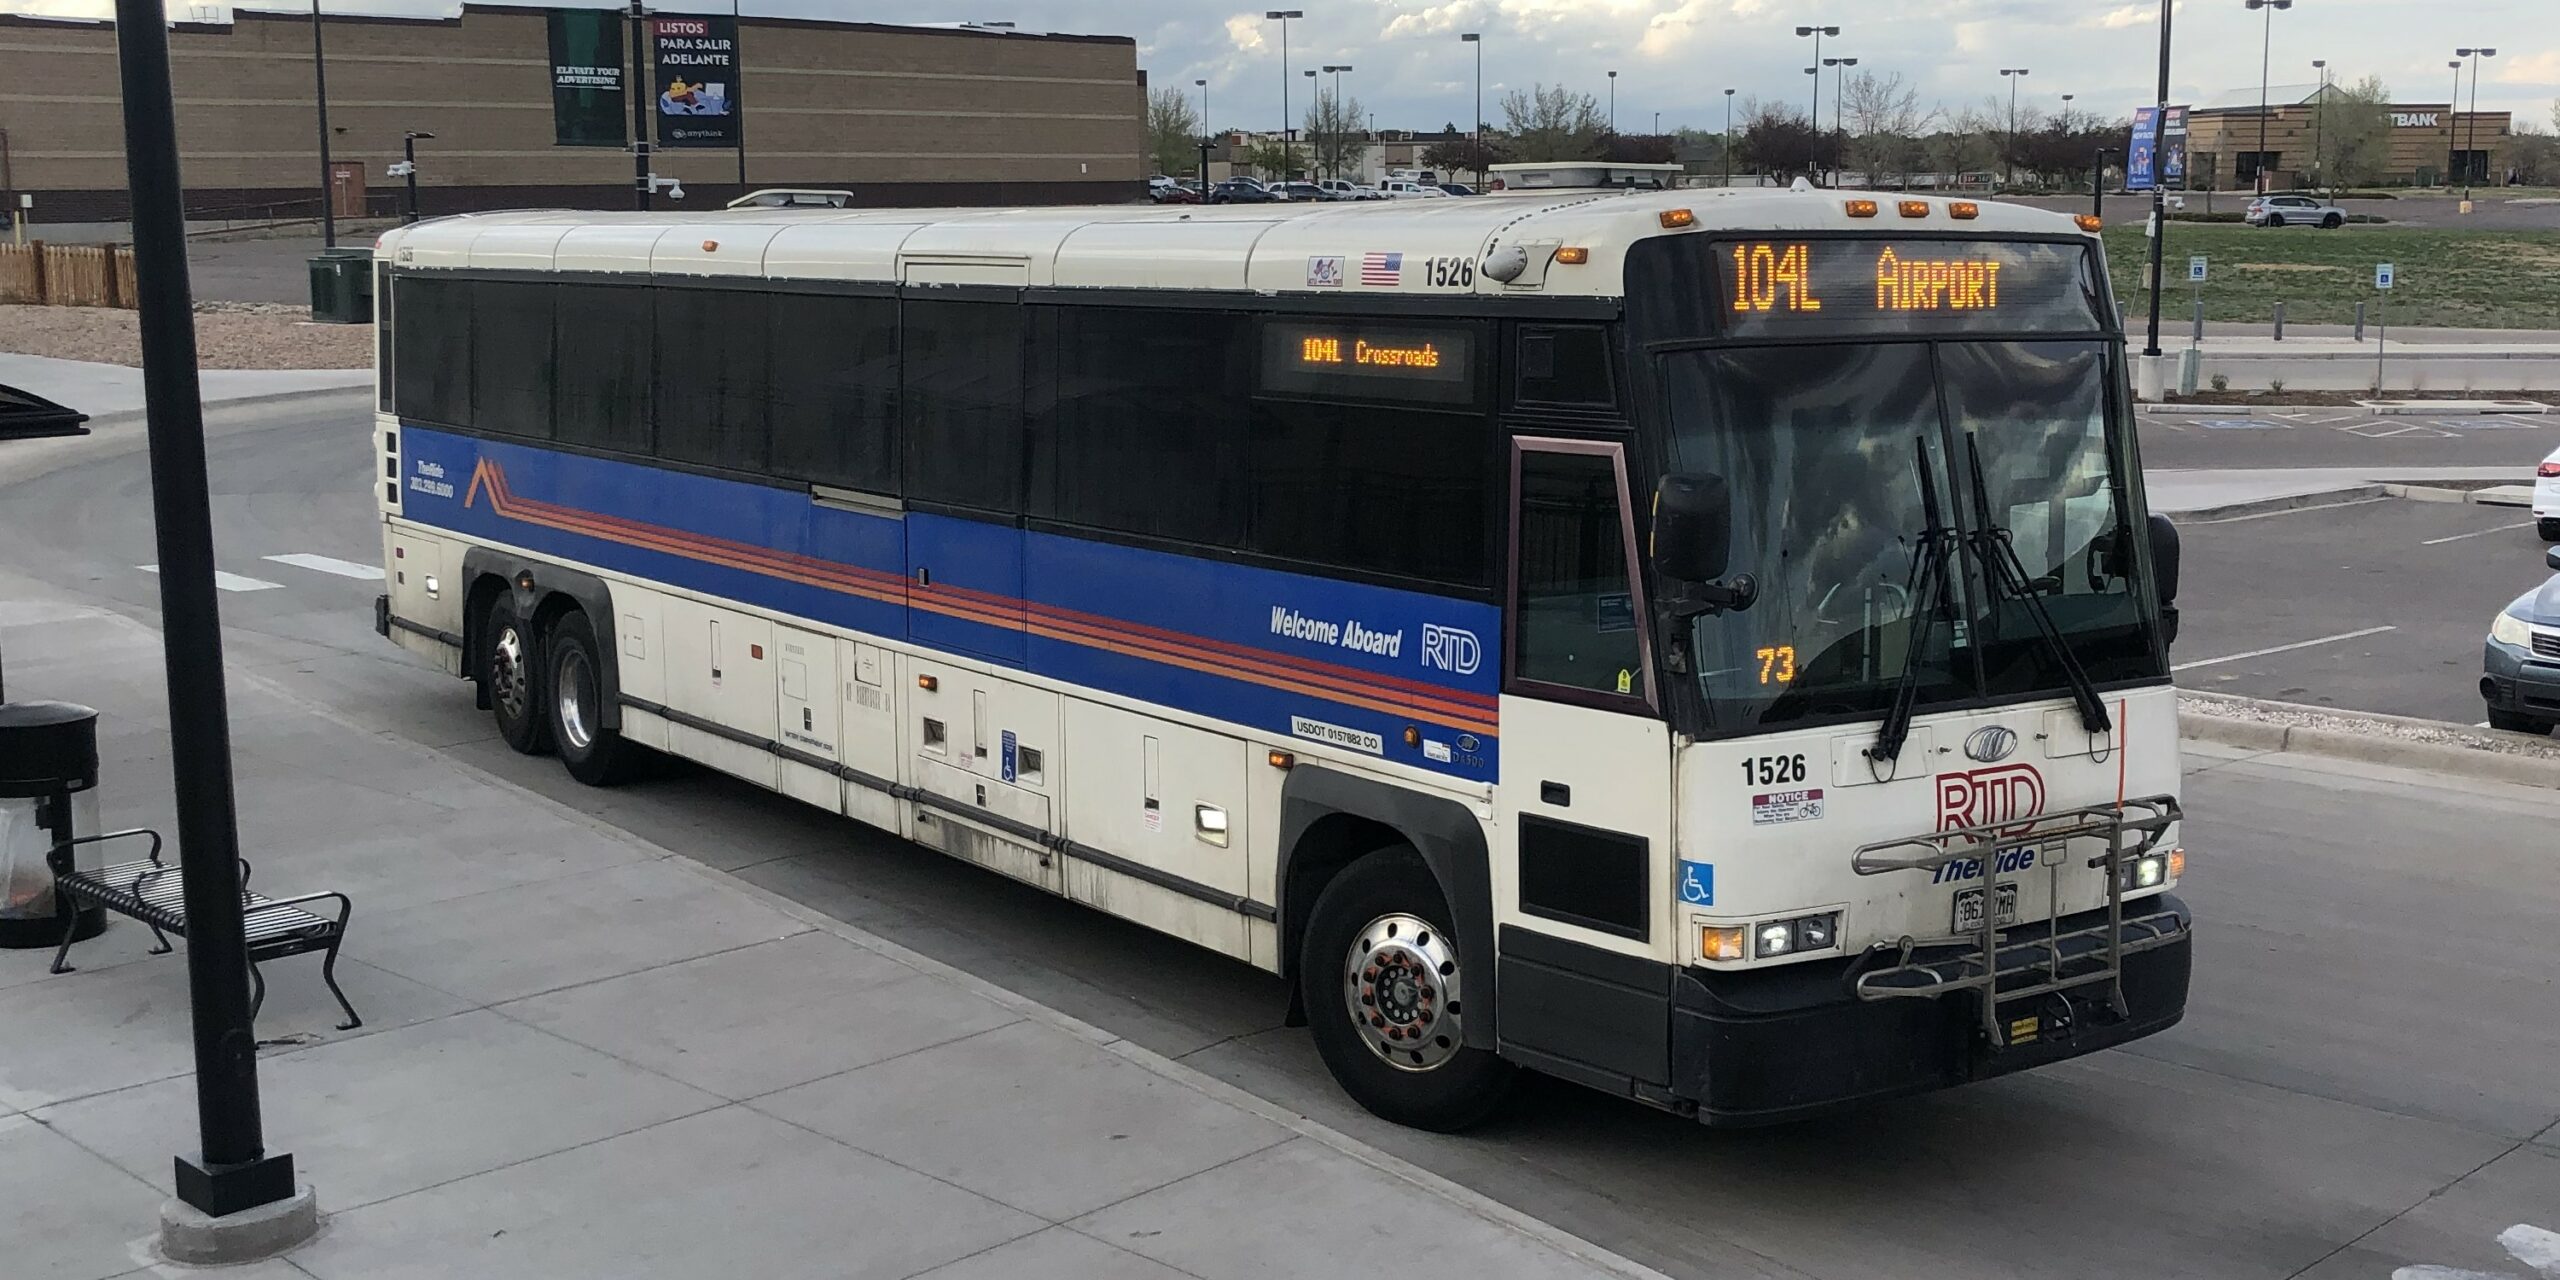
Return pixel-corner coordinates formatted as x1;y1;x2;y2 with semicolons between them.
2244;194;2347;228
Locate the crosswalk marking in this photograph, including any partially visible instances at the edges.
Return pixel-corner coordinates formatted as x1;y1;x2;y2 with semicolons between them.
263;553;386;581
136;565;283;593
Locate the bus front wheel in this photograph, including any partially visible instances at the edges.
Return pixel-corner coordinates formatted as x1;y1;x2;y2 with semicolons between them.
483;594;550;755
546;611;642;787
1300;851;1516;1131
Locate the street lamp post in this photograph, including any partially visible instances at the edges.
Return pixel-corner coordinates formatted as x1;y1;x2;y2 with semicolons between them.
1195;79;1210;186
2243;0;2292;195
2312;59;2336;187
309;0;333;248
1265;11;1301;179
1303;68;1316;182
1795;24;1839;178
2455;46;2497;199
630;0;651;211
2000;68;2028;187
108;0;311;1237
400;131;433;223
732;0;745;193
1607;70;1617;133
1460;32;1483;188
2445;59;2463;188
2143;0;2176;358
1824;55;1856;178
1723;87;1735;187
1324;65;1352;181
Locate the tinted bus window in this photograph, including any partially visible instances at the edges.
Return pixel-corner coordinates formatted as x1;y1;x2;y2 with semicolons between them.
653;288;772;472
770;292;899;493
470;281;556;439
553;284;654;456
903;299;1024;514
393;276;471;427
1031;306;1248;547
1247;398;1490;588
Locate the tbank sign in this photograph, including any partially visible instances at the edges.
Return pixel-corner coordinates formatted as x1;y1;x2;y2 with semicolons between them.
2391;112;2442;128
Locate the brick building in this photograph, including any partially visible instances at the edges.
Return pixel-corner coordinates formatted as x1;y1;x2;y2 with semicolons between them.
0;6;1145;223
2184;84;2512;190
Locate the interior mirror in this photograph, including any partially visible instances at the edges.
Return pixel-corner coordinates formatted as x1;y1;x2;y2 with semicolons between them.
1652;473;1732;583
2148;513;2182;647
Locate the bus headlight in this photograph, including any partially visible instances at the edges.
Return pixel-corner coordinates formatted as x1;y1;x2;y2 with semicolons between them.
2118;855;2169;891
1752;911;1841;958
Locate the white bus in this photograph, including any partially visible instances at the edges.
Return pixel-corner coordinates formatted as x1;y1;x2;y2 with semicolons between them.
371;184;2191;1132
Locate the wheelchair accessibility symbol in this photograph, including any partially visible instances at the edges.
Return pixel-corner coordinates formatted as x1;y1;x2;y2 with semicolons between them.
1678;860;1715;906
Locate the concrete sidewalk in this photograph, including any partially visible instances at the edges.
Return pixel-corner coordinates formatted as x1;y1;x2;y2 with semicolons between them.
0;353;368;422
0;571;1662;1280
2145;465;2524;516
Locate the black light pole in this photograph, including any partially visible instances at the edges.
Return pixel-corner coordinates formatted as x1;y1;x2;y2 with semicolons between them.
732;0;746;193
2000;68;2028;187
1795;24;1838;177
2310;59;2326;191
1825;55;1856;179
2143;0;2175;358
1303;67;1317;181
400;131;431;223
1266;10;1301;178
1460;32;1483;188
1723;86;1735;186
109;0;302;1224
1802;67;1818;177
1196;78;1210;185
309;0;334;248
2455;46;2496;199
2445;60;2462;188
1607;69;1617;133
631;0;652;211
1324;65;1352;181
2244;0;2291;195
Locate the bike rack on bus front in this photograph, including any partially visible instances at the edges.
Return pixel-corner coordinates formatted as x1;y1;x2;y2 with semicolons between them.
1848;795;2185;1049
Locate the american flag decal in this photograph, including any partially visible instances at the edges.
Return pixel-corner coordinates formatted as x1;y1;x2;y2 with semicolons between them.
1359;251;1403;286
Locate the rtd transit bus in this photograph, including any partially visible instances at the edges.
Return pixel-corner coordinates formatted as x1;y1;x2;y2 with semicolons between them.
371;184;2192;1131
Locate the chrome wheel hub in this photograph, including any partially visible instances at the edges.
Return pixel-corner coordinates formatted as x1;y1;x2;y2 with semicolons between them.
556;648;594;751
1343;912;1463;1072
490;626;530;721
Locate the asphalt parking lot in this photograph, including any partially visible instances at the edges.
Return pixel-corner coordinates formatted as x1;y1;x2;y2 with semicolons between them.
2138;405;2557;473
2174;494;2550;725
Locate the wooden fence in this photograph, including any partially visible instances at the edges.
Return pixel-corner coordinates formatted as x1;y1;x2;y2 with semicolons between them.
0;243;141;309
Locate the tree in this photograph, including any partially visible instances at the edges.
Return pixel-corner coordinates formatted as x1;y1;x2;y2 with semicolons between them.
1145;87;1202;178
2320;75;2392;187
1733;100;1832;181
1600;134;1677;164
1302;92;1370;182
1499;84;1606;162
1238;138;1294;181
1421;137;1507;177
2507;120;2556;186
1839;70;1929;187
1924;106;2001;187
1670;126;1729;179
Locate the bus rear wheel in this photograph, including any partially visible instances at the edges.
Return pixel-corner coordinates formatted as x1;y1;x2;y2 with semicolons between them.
1300;851;1516;1132
483;594;550;755
547;611;642;786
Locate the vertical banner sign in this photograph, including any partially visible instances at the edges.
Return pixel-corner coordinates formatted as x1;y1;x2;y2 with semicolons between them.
651;16;740;149
547;9;626;148
2126;106;2160;192
2159;105;2189;188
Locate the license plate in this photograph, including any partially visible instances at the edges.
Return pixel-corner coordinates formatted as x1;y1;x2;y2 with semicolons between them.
1953;883;2020;934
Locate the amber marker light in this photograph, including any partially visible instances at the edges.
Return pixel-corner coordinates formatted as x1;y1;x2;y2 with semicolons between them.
1844;199;1879;217
1554;246;1591;265
916;674;938;691
1898;200;1930;218
1949;201;1981;219
1267;750;1296;770
2075;214;2104;232
1658;208;1696;229
1700;925;1746;961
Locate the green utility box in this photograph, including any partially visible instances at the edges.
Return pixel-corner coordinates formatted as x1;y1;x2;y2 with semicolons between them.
307;247;376;324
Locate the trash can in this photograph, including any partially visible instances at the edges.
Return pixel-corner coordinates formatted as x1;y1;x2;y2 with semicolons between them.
0;701;107;949
307;247;376;325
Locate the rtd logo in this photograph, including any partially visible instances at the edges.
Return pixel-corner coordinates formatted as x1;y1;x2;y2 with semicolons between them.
657;18;710;35
1937;764;2045;835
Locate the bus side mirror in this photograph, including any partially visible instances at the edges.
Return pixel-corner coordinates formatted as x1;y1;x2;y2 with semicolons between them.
1653;473;1731;583
2547;546;2560;573
2148;513;2182;647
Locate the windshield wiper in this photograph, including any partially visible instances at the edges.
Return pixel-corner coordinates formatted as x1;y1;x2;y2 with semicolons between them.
1961;433;2112;735
1869;437;1960;766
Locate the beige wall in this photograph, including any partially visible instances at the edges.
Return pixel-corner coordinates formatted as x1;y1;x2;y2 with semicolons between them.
0;6;1144;220
2184;105;2512;188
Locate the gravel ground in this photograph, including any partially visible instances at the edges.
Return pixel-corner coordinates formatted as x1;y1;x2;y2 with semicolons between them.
2180;690;2560;756
0;302;372;369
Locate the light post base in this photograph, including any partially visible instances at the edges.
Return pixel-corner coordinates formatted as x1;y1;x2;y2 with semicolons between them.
2135;353;2168;402
159;1183;318;1266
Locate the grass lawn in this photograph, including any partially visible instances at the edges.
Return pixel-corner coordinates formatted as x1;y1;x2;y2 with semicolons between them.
2097;223;2560;330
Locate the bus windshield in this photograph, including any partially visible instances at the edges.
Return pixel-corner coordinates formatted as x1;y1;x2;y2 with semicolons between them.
1656;338;2165;734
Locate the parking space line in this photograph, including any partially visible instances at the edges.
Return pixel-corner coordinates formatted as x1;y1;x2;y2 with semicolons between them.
2420;521;2538;546
136;565;283;593
264;552;386;580
2171;625;2397;672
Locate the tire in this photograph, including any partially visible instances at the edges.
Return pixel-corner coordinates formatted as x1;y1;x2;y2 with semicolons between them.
2537;519;2560;543
546;611;644;786
1300;850;1516;1132
483;593;550;755
2322;213;2343;228
2486;708;2556;737
2265;214;2285;228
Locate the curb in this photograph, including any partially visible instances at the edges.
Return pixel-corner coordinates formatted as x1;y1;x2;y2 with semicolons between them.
2169;485;2388;522
2382;481;2535;508
172;621;1677;1280
2178;692;2560;790
74;382;370;430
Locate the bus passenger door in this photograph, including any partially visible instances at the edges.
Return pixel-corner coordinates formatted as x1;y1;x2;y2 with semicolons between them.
1491;438;1676;1090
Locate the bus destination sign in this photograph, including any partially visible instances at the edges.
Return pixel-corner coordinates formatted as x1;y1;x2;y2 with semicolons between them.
1716;239;2101;337
1261;321;1477;404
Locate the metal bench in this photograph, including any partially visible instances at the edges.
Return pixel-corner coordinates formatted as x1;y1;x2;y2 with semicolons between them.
48;829;361;1030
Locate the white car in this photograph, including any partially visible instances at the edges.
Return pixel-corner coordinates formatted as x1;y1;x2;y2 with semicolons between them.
1315;179;1385;200
2536;444;2560;542
2244;194;2348;229
1378;180;1450;199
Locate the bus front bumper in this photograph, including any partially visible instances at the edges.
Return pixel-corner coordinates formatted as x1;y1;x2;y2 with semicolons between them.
1667;895;2192;1127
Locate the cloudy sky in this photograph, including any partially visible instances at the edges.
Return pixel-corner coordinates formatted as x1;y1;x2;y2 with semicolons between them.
8;0;2554;133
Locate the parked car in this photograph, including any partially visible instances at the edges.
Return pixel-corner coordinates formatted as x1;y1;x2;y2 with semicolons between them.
2536;445;2560;542
1377;180;1450;199
1152;184;1202;204
1206;178;1283;204
2245;194;2348;228
1437;183;1477;196
1315;178;1385;200
2482;546;2560;735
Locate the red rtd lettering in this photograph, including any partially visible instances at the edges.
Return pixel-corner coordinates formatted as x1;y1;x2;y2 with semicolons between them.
1936;764;2045;836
